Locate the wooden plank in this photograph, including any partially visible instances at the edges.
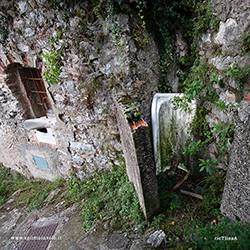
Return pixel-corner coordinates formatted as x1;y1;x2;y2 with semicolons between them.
173;172;190;189
180;189;204;200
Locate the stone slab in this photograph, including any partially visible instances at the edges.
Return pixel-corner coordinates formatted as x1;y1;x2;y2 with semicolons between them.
221;99;250;224
113;92;160;220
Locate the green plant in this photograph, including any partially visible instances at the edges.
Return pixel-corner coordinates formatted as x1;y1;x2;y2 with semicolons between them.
157;60;173;93
151;0;219;93
131;62;137;68
125;103;141;121
183;140;206;156
198;170;226;216
168;200;178;213
223;63;250;99
0;164;14;205
131;33;137;40
170;60;239;174
156;172;178;209
150;214;166;229
135;0;147;28
41;32;65;85
109;73;115;80
105;2;126;56
215;101;236;113
172;61;220;112
0;14;8;45
0;164;65;210
241;31;250;55
182;120;235;173
111;17;124;48
189;216;250;249
211;121;235;162
66;160;144;232
198;158;217;175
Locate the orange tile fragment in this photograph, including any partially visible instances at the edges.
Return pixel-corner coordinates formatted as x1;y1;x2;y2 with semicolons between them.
128;117;147;131
243;94;250;101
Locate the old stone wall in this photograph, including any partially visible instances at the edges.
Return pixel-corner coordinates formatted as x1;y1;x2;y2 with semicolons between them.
1;0;250;223
203;0;250;222
167;0;250;170
157;0;250;222
202;0;250;169
221;97;250;224
0;0;160;179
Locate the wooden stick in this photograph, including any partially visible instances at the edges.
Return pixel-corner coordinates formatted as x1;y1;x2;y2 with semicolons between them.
180;189;204;200
173;172;190;189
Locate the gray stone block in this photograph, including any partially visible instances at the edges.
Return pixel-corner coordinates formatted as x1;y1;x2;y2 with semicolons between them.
68;246;81;250
113;92;160;220
221;99;250;224
107;233;129;249
130;242;143;250
147;230;166;248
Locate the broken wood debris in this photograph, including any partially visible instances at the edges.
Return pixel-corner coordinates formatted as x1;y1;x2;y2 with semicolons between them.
180;189;204;200
173;172;190;189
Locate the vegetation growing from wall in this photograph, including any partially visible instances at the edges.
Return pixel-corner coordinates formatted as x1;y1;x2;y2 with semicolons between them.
173;60;239;174
172;55;250;174
140;0;249;174
41;32;65;85
39;0;247;175
0;14;8;45
241;31;250;56
125;102;141;121
223;63;250;99
149;0;219;93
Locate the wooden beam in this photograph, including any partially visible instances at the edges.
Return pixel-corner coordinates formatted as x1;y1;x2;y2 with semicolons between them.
180;189;204;200
173;172;190;189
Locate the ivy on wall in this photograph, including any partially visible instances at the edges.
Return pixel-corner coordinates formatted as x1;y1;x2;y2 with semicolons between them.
0;14;9;45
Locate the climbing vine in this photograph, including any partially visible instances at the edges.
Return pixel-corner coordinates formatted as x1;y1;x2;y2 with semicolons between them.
172;59;245;174
223;63;250;99
0;14;9;45
147;0;219;93
41;32;65;85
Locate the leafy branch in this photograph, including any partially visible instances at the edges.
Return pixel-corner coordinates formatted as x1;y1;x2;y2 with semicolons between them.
125;103;141;121
41;32;65;85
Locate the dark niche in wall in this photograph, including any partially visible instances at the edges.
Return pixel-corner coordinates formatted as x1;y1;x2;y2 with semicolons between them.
5;63;51;119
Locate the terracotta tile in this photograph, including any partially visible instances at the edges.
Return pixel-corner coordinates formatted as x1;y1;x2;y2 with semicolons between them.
243;94;250;101
128;117;147;131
